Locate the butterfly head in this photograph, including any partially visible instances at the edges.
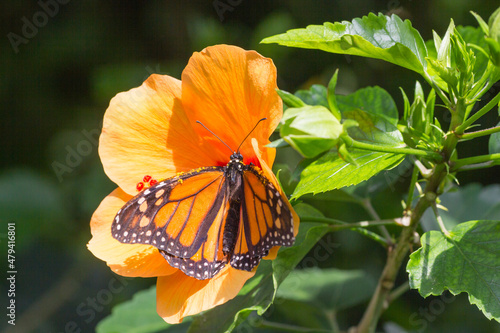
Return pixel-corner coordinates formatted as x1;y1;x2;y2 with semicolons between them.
229;152;244;163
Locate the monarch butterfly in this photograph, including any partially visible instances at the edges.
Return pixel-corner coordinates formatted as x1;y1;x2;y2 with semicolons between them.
111;118;295;280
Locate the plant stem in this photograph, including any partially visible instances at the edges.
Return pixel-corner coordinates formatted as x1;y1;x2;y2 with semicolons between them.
361;198;393;243
355;88;466;333
405;163;420;211
329;220;398;230
342;136;443;161
300;216;393;247
388;282;410;304
432;203;450;236
452;153;500;170
454;161;500;172
455;90;500;135
460;126;500;140
355;165;444;333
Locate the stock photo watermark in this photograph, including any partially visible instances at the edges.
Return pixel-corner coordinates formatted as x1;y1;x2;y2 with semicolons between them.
213;0;245;22
51;128;100;182
7;0;71;54
234;234;340;333
51;64;169;182
5;222;17;326
60;275;129;333
409;292;455;332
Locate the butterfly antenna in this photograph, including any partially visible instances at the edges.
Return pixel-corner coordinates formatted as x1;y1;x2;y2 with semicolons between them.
196;121;235;154
236;117;267;153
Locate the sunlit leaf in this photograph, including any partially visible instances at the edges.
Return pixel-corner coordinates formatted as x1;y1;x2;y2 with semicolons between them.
293;150;404;198
277;89;306;108
343;109;403;145
262;13;428;74
337;86;399;126
280;105;343;158
294;84;329;108
407;220;500;322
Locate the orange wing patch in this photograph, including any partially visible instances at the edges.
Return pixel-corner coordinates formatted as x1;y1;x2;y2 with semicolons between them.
229;166;295;272
112;167;226;259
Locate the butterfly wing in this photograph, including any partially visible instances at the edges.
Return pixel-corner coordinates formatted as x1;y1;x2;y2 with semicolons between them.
230;165;295;271
112;167;231;278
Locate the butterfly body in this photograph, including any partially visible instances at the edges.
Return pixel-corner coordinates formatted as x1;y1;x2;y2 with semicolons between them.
112;153;295;280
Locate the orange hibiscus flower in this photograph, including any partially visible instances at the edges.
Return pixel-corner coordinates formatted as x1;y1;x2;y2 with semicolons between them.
87;45;299;324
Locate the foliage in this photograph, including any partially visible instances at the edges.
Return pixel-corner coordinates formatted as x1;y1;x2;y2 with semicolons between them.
95;5;500;332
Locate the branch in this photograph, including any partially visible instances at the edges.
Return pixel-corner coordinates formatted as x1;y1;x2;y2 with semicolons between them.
300;216;394;247
455;91;500;135
460;125;500;140
452;153;500;170
342;136;443;162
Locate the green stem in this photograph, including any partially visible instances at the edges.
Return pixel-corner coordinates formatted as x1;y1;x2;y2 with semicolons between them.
343;136;443;161
455;91;500;135
361;198;393;243
356;166;443;333
388;282;410;304
405;163;420;211
300;216;347;225
356;90;467;333
460;126;500;140
424;73;452;109
452;153;500;170
432;203;450;236
454;161;500;172
329;219;398;230
326;310;341;333
301;216;393;247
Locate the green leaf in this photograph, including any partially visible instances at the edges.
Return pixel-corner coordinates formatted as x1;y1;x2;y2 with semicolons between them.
458;26;489;78
262;13;428;74
421;183;500;232
96;285;187;333
267;138;289;148
471;11;489;35
337;86;399;126
343;109;403;145
276;268;376;310
489;6;500;43
188;222;331;333
280;105;343;158
277;89;306;108
407;220;500;322
489;122;500;154
327;70;342;120
293;149;404;198
294;84;329;108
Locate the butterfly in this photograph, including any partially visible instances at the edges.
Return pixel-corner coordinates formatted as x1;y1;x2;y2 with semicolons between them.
111;118;295;280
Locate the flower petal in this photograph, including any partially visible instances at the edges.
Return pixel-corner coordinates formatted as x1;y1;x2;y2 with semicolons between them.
182;45;282;166
156;266;254;324
99;74;217;195
87;188;177;277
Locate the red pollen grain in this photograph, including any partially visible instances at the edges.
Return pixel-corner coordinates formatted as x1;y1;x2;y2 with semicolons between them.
149;179;158;186
136;182;145;191
143;175;152;182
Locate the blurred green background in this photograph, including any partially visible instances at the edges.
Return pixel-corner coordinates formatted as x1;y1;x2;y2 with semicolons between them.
1;1;499;332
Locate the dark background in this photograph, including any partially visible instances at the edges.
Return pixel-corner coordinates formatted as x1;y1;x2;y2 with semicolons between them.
1;1;499;332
